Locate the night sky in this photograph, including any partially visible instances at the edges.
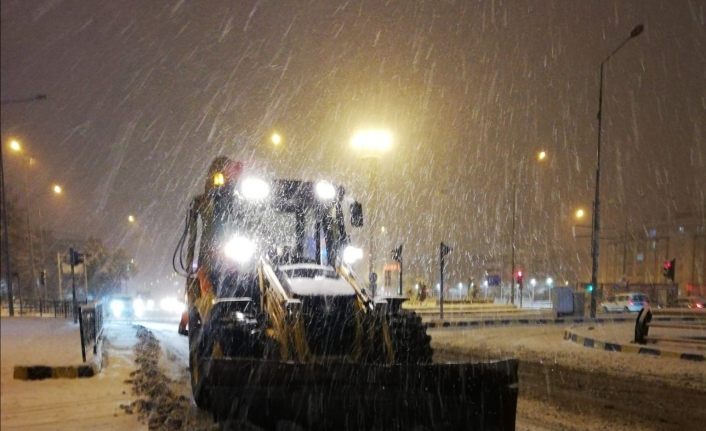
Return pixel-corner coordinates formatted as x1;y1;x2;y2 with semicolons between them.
2;0;704;290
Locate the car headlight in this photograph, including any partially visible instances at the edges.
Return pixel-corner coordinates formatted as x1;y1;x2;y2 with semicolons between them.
224;235;257;263
315;180;336;201
239;177;270;201
133;298;145;317
159;297;184;314
110;300;124;318
342;245;363;264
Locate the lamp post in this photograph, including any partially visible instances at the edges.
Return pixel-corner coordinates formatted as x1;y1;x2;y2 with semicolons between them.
510;149;548;305
1;94;47;316
7;141;39;301
589;24;644;318
351;129;392;297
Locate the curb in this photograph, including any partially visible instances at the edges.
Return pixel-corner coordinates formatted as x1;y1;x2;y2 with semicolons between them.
13;363;97;380
425;315;697;329
13;336;104;381
427;316;625;329
563;328;705;362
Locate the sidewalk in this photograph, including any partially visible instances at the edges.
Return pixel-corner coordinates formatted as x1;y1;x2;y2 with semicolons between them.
1;318;143;430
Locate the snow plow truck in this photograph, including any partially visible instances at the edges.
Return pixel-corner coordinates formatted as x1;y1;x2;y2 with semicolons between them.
173;156;518;429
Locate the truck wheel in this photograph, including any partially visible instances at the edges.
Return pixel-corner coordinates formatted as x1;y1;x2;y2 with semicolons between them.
388;311;433;364
188;310;210;409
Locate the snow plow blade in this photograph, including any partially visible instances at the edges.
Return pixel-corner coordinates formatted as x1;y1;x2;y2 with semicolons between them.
207;358;519;430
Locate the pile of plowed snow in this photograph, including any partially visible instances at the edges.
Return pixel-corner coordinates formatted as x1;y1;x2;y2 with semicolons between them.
121;326;214;431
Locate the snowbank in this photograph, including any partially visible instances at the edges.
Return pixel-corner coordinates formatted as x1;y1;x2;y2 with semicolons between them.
1;319;143;430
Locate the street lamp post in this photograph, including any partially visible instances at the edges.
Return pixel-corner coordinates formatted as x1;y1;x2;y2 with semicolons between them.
510;149;547;305
589;24;644;318
1;94;47;316
0;141;13;315
351;129;392;297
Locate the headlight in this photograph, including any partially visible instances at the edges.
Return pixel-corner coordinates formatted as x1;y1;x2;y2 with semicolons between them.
342;245;363;264
159;297;185;314
110;300;124;318
315;180;336;201
224;235;257;263
133;298;145;317
239;177;270;201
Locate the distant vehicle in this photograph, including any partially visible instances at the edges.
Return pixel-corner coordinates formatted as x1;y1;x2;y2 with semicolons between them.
601;292;649;313
107;295;135;319
108;294;184;321
673;296;705;310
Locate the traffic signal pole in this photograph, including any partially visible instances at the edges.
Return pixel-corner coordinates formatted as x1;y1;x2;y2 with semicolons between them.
439;242;452;320
439;244;445;321
70;247;78;323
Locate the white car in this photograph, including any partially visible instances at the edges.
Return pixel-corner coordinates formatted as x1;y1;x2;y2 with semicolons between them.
601;292;649;313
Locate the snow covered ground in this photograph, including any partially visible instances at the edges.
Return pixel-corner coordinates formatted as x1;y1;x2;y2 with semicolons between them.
431;324;706;430
1;318;143;430
4;315;704;430
431;324;706;391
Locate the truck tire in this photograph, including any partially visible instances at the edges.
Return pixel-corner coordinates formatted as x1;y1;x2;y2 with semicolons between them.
188;309;210;409
388;311;433;364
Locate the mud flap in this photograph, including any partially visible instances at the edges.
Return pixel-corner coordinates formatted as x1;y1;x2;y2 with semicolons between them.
206;358;518;430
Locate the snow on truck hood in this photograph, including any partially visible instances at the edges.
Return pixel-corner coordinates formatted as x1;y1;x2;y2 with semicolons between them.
279;264;355;297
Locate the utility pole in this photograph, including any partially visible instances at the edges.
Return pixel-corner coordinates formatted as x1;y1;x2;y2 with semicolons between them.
590;24;644;318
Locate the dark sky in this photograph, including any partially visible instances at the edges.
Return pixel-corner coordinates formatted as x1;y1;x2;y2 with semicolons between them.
2;0;704;289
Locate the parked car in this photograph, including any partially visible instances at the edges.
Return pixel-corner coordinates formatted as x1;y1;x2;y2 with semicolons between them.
601;292;649;313
673;296;705;310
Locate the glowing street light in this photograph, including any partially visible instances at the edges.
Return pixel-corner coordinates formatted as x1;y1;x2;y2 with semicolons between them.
350;129;392;158
575;208;586;220
52;184;63;194
271;132;282;146
128;215;136;223
537;150;547;161
546;277;554;286
9;139;22;153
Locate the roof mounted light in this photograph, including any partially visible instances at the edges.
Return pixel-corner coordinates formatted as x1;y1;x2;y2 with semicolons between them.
315;180;336;201
213;172;225;186
239;177;270;201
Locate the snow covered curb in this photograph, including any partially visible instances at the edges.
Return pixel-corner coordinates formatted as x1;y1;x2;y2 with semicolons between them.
427;316;620;328
426;314;702;329
12;335;104;380
563;328;705;362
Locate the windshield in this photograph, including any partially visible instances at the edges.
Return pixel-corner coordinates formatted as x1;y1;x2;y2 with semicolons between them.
225;197;342;266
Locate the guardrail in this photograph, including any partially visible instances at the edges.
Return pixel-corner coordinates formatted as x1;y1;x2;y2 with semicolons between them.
634;306;706;346
78;302;103;362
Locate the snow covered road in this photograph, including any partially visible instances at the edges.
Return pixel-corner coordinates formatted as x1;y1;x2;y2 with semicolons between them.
432;324;706;430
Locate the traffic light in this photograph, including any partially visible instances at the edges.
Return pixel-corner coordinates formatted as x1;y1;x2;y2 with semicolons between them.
586;283;594;293
69;248;84;266
515;270;523;284
662;258;676;282
440;242;452;258
40;270;47;286
391;244;403;263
